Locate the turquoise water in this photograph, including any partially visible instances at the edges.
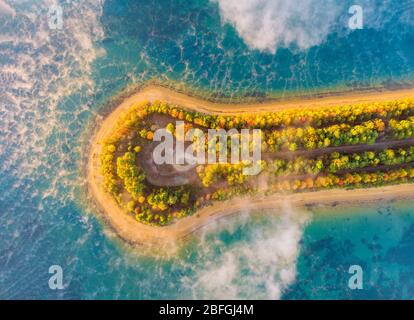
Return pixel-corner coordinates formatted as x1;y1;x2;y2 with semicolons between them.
287;204;414;299
1;0;414;299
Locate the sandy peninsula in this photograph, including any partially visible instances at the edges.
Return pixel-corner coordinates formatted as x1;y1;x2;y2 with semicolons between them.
87;85;414;250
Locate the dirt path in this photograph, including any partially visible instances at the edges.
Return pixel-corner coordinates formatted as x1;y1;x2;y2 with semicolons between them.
130;85;414;115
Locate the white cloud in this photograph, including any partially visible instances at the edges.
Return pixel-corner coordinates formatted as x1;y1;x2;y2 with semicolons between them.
0;0;16;16
213;0;342;53
187;202;311;299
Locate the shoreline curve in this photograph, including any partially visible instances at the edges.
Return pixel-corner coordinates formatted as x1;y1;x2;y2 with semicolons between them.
87;85;414;251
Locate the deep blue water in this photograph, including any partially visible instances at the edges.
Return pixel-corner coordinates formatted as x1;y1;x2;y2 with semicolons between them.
1;0;414;299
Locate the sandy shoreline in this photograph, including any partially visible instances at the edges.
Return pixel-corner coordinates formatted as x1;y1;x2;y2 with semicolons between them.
87;85;414;250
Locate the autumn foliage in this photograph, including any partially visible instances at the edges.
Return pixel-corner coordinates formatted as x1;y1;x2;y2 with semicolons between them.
99;99;414;226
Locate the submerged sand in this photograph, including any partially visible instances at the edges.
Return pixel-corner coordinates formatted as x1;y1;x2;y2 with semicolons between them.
87;85;414;250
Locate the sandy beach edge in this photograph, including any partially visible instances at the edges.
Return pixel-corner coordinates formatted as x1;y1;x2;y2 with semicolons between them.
87;85;414;250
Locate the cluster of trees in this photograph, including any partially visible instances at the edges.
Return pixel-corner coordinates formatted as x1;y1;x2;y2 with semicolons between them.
268;147;414;177
143;99;414;130
197;163;249;187
99;101;202;226
115;101;411;154
211;185;255;201
99;99;414;227
269;158;324;176
132;204;195;226
99;101;150;201
147;187;191;211
140;101;414;154
116;151;146;200
265;119;385;151
268;167;414;193
390;116;414;140
125;186;194;225
100;143;120;197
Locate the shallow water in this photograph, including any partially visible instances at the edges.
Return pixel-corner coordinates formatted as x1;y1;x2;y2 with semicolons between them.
1;0;414;299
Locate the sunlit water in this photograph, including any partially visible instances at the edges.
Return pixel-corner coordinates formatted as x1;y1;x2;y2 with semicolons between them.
1;0;414;299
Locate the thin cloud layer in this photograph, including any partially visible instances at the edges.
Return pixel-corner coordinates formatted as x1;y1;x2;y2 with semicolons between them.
213;0;343;53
